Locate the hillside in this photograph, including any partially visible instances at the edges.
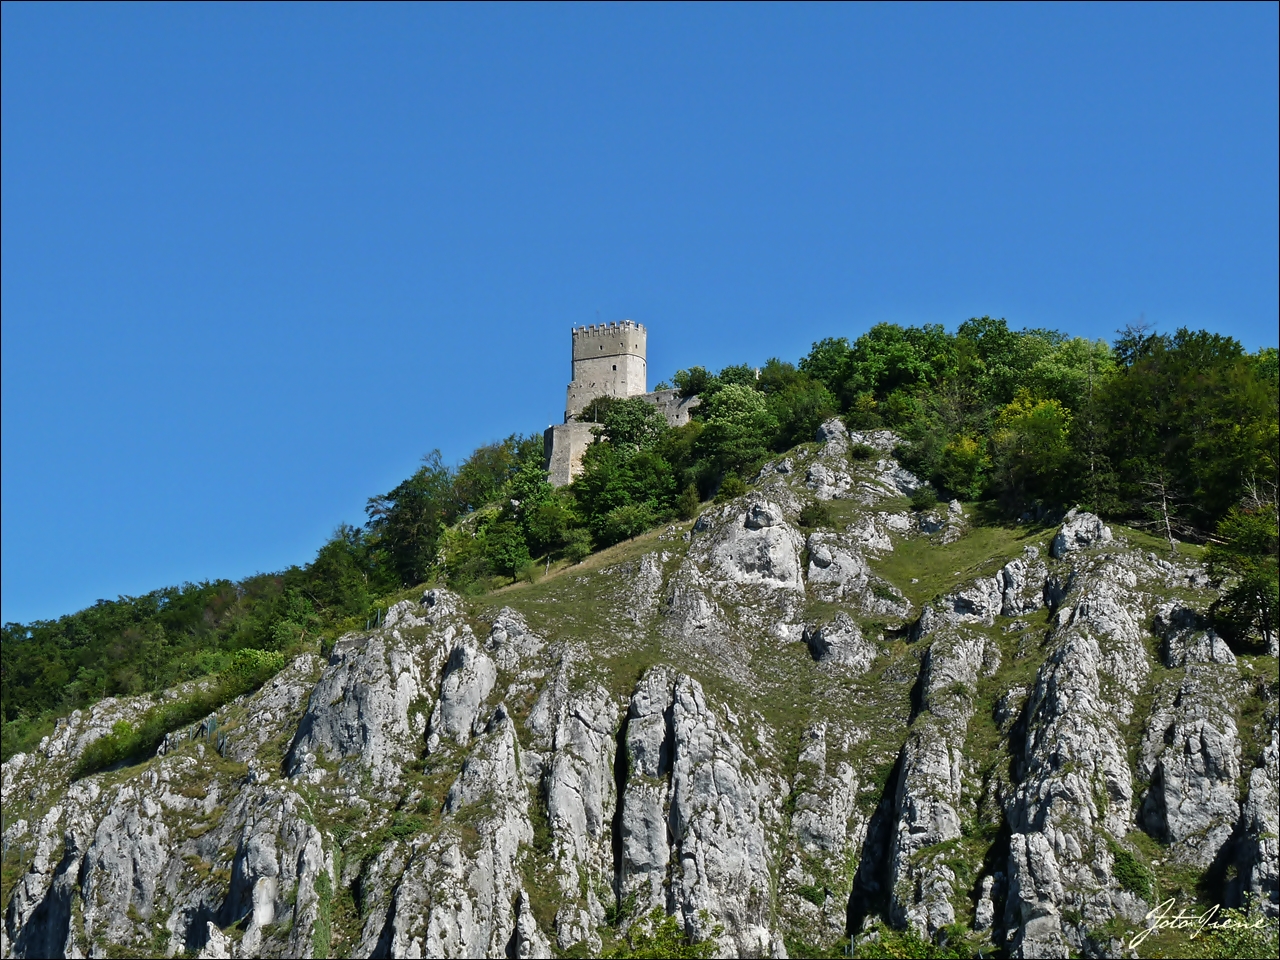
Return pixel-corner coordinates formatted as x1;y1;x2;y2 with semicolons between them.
2;419;1277;959
6;319;1277;768
3;318;1278;959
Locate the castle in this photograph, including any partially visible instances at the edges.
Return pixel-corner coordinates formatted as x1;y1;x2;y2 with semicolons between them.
544;321;698;486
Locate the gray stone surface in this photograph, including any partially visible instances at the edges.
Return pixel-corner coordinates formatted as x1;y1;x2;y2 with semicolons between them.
4;438;1267;959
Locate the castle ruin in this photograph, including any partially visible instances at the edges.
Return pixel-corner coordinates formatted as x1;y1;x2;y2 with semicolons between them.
544;321;698;486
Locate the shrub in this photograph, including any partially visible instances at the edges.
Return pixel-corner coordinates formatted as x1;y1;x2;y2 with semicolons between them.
849;442;875;461
796;883;827;906
676;483;701;521
715;474;748;502
1107;839;1152;899
605;906;724;959
563;528;593;564
388;814;426;838
799;502;833;529
871;582;902;603
852;923;969;959
602;503;658;544
73;649;285;778
910;485;939;511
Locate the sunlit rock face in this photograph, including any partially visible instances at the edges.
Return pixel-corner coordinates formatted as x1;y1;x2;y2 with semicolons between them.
4;435;1275;960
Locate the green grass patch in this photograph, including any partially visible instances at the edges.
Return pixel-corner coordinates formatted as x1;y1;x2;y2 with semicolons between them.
870;521;1043;609
1108;837;1154;899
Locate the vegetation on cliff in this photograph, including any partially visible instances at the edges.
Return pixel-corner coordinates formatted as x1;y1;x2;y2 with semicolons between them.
3;318;1276;762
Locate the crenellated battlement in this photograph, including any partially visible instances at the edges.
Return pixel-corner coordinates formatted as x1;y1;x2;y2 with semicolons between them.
571;319;645;337
571;320;646;361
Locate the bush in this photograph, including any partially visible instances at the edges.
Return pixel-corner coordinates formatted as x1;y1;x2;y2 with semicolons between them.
796;883;827;906
715;474;748;502
852;923;969;959
1207;505;1278;648
602;503;658;545
849;442;875;460
483;520;531;577
910;485;939;511
605;906;724;959
676;483;701;521
799;501;833;529
563;528;593;564
1107;839;1152;899
515;561;539;584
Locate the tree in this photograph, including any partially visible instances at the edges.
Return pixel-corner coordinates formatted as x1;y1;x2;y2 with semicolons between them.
365;451;455;586
597;397;670;449
306;524;380;616
603;503;658;544
695;383;779;478
482;520;531;578
990;393;1073;506
574;443;678;544
1207;504;1279;651
799;337;852;396
765;373;838;450
1100;328;1279;533
672;366;717;399
845;323;944;401
523;496;573;555
452;437;521;514
936;435;988;500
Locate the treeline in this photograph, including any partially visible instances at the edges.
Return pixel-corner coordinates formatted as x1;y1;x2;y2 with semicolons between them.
3;317;1276;761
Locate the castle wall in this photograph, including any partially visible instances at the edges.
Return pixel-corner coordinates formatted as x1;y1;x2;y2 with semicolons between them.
550;320;684;487
544;421;597;488
642;388;701;427
571;321;647;363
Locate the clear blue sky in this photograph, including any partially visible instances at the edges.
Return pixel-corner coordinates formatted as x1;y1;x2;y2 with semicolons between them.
3;2;1277;624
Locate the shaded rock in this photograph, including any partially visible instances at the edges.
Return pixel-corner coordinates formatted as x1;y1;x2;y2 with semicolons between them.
803;614;878;673
1154;602;1236;667
1002;559;1151;956
1232;724;1279;918
1138;604;1241;867
546;685;620;952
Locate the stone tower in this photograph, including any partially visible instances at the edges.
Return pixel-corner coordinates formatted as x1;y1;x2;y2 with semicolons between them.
564;321;648;420
544;320;697;487
545;321;648;487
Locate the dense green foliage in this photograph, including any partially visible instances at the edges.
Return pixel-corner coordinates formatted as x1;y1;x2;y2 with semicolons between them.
4;319;1276;763
604;907;724;959
73;648;284;777
852;923;972;958
1207;503;1279;646
2;575;324;760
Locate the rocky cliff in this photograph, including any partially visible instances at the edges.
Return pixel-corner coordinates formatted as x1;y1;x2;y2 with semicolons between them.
3;421;1277;958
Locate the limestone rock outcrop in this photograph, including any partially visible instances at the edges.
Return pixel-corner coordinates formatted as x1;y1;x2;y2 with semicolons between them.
5;455;1276;960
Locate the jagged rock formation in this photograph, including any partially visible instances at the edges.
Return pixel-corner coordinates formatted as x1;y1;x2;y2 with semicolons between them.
3;422;1277;959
